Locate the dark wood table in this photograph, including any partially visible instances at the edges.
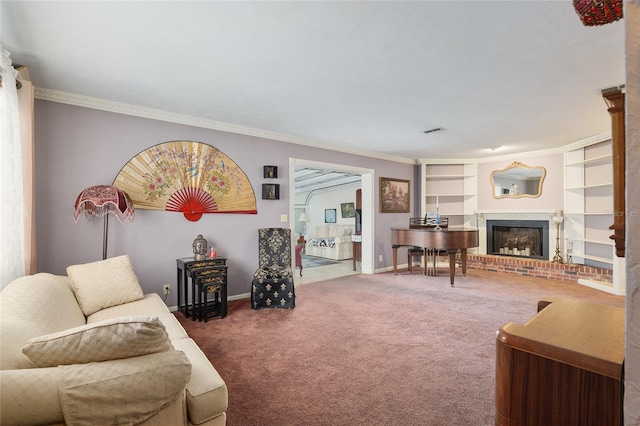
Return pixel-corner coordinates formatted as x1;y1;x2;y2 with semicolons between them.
352;234;362;271
176;257;227;318
391;227;479;286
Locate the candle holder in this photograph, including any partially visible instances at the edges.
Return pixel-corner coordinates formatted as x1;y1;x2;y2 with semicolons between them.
551;210;564;264
434;206;442;231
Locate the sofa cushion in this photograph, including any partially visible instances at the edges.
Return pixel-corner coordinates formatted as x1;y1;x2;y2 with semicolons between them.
172;338;228;425
22;316;173;367
0;273;86;370
87;293;188;341
67;255;144;316
59;351;191;426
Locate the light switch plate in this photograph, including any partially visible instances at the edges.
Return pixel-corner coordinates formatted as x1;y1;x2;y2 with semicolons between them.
280;214;288;222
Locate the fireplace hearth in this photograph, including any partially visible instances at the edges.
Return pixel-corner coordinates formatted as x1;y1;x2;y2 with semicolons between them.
487;220;549;260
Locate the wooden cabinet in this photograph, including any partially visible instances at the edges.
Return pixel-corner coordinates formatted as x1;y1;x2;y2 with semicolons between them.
495;297;624;426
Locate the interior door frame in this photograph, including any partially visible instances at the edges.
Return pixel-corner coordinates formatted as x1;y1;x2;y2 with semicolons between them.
289;158;374;274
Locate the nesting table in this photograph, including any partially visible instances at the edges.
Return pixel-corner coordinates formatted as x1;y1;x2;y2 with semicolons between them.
176;257;228;321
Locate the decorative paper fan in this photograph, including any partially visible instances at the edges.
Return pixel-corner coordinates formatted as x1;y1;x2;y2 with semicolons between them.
113;141;257;221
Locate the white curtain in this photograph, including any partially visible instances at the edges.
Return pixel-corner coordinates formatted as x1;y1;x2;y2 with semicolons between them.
0;46;25;288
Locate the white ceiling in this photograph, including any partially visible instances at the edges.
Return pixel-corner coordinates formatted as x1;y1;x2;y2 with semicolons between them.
294;167;361;194
1;1;626;162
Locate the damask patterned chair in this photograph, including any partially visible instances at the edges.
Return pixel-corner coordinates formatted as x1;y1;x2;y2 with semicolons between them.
251;228;296;309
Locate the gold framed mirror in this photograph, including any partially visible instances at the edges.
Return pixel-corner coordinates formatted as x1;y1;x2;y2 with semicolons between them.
490;161;546;199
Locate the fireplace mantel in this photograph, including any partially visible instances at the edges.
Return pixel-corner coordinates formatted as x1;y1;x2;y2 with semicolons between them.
476;211;556;261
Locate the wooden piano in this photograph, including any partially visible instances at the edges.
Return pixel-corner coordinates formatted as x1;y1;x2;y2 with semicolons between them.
391;227;479;286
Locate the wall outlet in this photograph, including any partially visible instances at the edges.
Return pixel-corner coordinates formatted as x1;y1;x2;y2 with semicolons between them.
378;255;383;262
162;284;171;295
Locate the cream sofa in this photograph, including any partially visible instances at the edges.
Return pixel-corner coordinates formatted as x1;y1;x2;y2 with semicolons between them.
305;224;353;260
0;255;227;426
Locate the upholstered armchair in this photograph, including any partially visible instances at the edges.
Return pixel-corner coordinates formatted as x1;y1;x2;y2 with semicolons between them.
251;228;296;309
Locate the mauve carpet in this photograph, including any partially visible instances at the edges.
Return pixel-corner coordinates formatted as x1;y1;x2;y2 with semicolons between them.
176;269;624;426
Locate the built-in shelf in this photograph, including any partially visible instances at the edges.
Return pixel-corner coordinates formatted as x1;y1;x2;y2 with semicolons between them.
566;237;613;246
564;139;618;277
565;154;612;167
565;183;613;190
579;254;613;264
423;174;475;178
420;162;477;232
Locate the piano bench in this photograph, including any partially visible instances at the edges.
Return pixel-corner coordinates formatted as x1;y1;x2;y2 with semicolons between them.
408;247;425;274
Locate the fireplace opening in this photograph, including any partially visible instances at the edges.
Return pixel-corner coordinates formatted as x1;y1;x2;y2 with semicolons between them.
487;220;549;260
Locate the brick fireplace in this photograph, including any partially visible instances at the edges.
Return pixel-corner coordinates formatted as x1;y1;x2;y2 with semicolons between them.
466;213;613;285
461;254;613;284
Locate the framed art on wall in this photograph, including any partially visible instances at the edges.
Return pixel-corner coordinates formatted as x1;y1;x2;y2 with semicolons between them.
380;177;410;213
341;202;355;218
263;166;278;179
325;209;337;223
262;184;280;200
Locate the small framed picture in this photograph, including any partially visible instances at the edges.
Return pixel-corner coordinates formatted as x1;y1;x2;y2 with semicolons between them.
263;166;278;179
325;209;337;223
262;184;280;200
341;202;355;218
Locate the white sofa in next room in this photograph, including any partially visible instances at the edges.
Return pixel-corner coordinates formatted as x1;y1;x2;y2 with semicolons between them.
305;224;354;260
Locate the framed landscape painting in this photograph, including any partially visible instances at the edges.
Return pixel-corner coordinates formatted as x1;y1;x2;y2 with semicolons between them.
341;202;355;218
380;177;410;213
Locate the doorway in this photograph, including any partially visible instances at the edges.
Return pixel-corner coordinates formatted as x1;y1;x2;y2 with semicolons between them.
289;158;374;278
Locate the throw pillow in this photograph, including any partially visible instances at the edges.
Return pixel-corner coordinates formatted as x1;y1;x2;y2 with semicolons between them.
67;255;143;316
59;351;191;426
22;316;173;367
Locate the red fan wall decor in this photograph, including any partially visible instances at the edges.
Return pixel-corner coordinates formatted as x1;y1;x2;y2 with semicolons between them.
114;141;257;221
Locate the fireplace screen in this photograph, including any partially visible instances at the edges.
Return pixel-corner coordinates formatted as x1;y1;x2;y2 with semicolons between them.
487;220;549;259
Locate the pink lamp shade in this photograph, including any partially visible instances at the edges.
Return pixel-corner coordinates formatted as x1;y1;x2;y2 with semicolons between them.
73;185;135;260
573;0;623;26
73;185;135;224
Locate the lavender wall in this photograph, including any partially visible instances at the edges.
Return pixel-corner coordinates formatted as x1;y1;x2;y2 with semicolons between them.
34;100;414;302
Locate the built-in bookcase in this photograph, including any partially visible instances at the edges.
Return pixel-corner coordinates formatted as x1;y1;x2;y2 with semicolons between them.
420;162;477;229
564;139;623;294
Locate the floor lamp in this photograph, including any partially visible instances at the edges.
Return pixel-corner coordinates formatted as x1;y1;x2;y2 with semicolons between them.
551;210;564;264
73;185;135;260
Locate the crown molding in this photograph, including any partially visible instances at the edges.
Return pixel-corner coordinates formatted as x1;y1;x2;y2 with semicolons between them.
418;132;612;165
34;87;415;165
35;87;609;166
